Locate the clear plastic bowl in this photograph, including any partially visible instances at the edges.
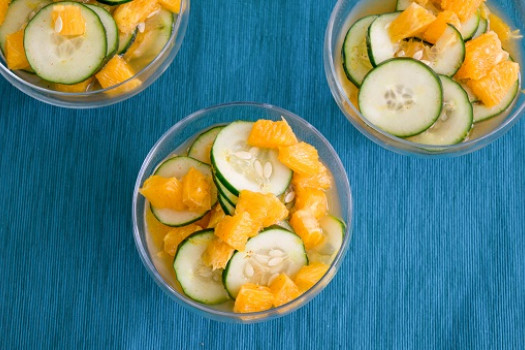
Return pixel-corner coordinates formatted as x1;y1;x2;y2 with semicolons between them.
132;102;353;323
0;0;190;109
324;0;525;157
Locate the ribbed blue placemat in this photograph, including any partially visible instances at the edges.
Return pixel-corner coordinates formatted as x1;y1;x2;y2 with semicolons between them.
1;0;524;349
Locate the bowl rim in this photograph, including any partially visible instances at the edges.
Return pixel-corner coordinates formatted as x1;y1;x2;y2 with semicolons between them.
131;101;354;322
324;0;525;156
0;0;189;96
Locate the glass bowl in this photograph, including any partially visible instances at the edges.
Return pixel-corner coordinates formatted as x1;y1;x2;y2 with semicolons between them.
324;0;525;157
132;102;353;323
0;0;190;109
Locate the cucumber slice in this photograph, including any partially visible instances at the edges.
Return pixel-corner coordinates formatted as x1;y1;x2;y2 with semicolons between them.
0;0;51;53
359;58;443;137
84;4;118;58
409;75;473;145
473;17;488;39
96;0;133;5
460;10;480;41
342;15;377;87
367;13;400;67
461;83;480;103
223;228;308;299
188;126;224;164
117;27;137;55
426;24;465;77
174;230;230;305
151;156;218;227
24;2;107;84
473;79;520;123
211;121;292;197
213;173;238;206
308;216;346;264
218;193;235;216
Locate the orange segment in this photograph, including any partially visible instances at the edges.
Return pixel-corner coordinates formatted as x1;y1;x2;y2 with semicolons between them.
52;4;86;36
290;209;324;249
55;78;93;93
388;3;436;42
291;162;332;191
95;55;141;94
467;60;519;107
294;262;329;292
163;224;202;256
114;0;160;34
0;0;10;26
181;167;212;212
207;205;226;229
294;188;328;219
441;0;485;22
5;29;30;70
139;175;186;211
202;237;235;270
214;212;258;251
235;190;288;228
158;0;181;14
421;10;461;44
455;31;508;81
233;283;274;313
489;13;518;43
278;142;321;176
269;273;300;307
248;119;298;149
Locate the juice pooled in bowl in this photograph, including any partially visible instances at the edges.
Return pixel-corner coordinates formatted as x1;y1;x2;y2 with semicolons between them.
337;0;522;146
0;0;181;94
139;119;347;313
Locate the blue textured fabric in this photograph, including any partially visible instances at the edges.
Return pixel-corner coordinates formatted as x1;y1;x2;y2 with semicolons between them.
1;0;524;349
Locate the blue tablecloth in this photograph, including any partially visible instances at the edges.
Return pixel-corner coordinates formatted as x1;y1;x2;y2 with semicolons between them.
1;0;524;348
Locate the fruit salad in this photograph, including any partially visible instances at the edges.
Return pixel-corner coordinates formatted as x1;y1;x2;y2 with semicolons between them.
0;0;181;94
341;0;522;146
139;119;347;313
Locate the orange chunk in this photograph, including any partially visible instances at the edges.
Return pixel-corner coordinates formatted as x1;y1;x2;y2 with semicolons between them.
0;0;10;26
294;262;329;292
163;224;202;256
248;119;298;149
158;0;181;13
202;237;235;270
5;29;30;70
236;190;288;228
455;31;508;81
214;212;258;251
278;142;321;176
467;60;519;107
388;3;436;42
95;55;141;94
233;283;274;313
181;167;212;212
441;0;485;22
489;13;517;43
114;0;160;34
207;205;226;229
421;10;461;44
139;175;186;211
52;4;86;36
269;273;300;307
294;188;328;219
55;78;93;93
290;209;324;249
291;162;332;191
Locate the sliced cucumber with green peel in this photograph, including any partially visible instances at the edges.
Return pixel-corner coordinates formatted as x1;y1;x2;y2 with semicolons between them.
0;0;51;53
460;10;480;41
211;121;292;197
84;4;119;57
174;230;230;305
223;228;308;299
359;58;443;137
24;2;107;84
308;216;346;264
117;27;138;55
409;75;473;145
426;24;465;77
367;12;400;67
213;174;238;206
188;125;224;164
218;193;235;216
473;79;520;123
473;17;488;39
342;15;377;87
96;0;133;5
152;156;218;227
